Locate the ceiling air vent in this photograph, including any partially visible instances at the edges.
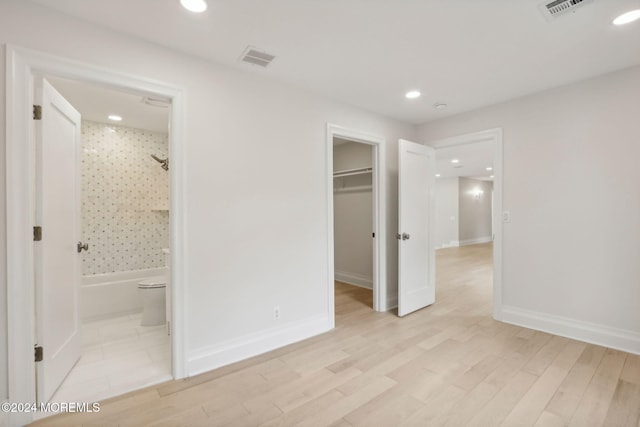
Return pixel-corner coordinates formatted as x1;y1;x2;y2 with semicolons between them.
141;96;170;108
239;46;276;68
539;0;594;21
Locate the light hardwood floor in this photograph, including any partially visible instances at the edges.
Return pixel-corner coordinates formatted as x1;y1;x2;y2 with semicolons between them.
31;243;640;426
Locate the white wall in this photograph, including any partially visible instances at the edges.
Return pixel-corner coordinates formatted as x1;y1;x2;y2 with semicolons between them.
434;177;459;248
420;65;640;353
333;142;373;288
458;178;493;245
0;1;416;380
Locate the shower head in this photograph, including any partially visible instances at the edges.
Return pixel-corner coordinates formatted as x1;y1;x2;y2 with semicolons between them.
151;154;169;171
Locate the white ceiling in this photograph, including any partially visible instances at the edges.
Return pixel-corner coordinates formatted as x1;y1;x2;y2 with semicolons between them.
47;77;170;132
435;141;495;181
333;137;356;147
334;135;493;180
30;0;640;124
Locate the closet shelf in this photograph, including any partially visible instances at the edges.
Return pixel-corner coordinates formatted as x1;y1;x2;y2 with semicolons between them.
333;167;372;178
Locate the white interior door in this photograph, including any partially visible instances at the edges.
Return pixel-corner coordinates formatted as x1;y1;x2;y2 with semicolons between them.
398;139;435;317
34;79;82;403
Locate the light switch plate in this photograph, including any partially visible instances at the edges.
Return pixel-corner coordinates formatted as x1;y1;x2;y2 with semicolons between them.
502;211;511;223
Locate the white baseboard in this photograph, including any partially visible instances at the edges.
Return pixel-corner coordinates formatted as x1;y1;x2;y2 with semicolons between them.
437;240;460;249
385;295;398;311
459;236;492;246
187;314;332;376
500;305;640;356
335;271;373;289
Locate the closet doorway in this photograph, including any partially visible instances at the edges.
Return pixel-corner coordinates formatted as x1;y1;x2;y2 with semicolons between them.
326;124;387;327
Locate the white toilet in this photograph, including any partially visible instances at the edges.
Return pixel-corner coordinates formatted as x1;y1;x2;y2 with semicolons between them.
138;275;167;326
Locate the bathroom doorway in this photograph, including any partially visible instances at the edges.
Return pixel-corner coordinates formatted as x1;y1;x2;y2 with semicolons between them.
6;47;186;424
35;76;173;406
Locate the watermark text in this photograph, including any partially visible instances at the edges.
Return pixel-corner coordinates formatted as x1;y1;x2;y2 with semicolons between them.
1;401;100;413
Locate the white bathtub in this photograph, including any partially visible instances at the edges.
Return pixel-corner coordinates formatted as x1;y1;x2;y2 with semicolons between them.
81;267;167;322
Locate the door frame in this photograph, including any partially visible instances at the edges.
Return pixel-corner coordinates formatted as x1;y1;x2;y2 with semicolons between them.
5;45;187;423
430;128;504;320
326;123;387;323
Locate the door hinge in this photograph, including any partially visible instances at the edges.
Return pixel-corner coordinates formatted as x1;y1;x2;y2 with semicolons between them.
372;232;375;238
396;233;401;240
33;226;42;241
33;105;42;120
34;345;43;362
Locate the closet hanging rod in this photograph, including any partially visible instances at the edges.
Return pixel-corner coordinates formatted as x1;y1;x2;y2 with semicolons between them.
333;167;373;178
334;185;373;193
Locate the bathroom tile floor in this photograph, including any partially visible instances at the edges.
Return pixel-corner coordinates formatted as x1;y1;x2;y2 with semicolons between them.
49;312;171;407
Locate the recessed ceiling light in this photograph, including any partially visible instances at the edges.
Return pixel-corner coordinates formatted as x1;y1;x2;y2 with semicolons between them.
490;175;494;178
451;159;459;164
486;167;493;171
613;9;640;25
405;90;421;99
435;174;441;178
180;0;207;13
434;103;447;109
108;115;122;121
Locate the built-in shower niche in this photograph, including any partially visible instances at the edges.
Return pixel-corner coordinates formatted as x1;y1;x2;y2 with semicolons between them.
80;120;169;321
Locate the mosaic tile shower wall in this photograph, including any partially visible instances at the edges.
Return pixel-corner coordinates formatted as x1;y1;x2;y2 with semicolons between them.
81;120;169;275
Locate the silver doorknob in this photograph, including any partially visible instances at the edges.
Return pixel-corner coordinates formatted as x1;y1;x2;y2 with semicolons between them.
402;233;410;240
77;241;89;253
